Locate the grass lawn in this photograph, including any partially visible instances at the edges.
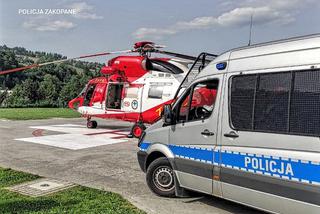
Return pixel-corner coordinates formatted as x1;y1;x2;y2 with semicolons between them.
0;108;80;120
0;167;145;214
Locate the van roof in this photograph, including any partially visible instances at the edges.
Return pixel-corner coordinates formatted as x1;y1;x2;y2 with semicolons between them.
198;33;320;78
231;33;320;52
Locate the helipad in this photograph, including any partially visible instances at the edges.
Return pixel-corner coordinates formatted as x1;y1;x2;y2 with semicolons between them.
15;124;130;150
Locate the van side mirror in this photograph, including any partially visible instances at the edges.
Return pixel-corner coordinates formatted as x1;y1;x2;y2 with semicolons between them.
163;104;175;125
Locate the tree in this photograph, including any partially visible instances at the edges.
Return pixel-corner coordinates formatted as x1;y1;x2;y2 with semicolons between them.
0;90;8;106
0;45;104;107
59;75;83;107
0;49;22;89
6;84;29;107
38;74;60;106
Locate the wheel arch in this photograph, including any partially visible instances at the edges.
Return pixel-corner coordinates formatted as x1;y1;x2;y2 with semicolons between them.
145;143;174;171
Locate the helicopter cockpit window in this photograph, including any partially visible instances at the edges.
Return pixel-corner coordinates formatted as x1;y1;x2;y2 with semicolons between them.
147;59;183;74
176;80;218;122
84;84;96;106
79;84;88;97
148;86;163;99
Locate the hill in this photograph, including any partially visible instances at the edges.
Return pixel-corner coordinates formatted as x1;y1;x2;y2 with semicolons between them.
0;45;104;107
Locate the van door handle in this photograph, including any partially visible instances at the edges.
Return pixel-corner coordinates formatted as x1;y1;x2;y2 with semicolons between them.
201;129;215;136
224;131;239;138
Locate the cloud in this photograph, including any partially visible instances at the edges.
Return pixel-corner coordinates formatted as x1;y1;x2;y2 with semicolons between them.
133;0;316;40
216;6;293;27
69;2;103;20
219;0;313;10
23;19;75;31
133;28;177;40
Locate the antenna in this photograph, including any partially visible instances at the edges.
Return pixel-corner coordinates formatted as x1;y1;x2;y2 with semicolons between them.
248;14;253;46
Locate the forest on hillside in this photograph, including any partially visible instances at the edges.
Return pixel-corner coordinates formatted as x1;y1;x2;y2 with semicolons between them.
0;45;104;107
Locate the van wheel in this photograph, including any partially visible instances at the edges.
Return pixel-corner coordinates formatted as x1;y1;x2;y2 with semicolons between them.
146;157;175;197
87;120;97;129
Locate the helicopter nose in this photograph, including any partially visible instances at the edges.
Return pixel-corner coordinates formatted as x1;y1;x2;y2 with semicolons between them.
68;97;83;110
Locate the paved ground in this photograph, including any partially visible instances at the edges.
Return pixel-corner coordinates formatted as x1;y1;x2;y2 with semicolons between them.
0;118;263;214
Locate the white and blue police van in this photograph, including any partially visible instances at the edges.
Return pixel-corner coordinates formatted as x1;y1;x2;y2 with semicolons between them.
137;34;320;214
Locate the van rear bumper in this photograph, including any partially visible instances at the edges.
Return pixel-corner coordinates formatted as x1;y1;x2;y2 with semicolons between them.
137;151;147;172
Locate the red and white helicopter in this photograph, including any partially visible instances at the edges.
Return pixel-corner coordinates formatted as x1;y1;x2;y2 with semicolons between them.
0;42;216;138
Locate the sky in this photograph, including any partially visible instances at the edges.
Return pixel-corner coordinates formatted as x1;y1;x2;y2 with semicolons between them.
1;0;320;63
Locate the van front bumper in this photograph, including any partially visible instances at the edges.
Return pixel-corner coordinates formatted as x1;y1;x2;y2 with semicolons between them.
137;150;147;172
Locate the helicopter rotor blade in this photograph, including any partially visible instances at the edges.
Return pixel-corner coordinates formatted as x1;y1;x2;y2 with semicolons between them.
0;64;40;75
76;50;133;59
0;49;133;75
156;50;197;61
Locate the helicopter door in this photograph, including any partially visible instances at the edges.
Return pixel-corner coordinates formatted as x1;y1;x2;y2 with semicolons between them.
90;83;106;108
106;83;124;109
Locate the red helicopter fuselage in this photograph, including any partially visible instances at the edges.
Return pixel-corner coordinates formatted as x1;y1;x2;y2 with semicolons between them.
68;55;190;136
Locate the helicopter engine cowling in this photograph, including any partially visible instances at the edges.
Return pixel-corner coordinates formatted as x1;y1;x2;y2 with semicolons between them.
101;56;148;79
100;66;117;75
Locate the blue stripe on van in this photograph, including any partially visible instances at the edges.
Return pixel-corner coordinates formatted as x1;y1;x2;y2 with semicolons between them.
139;142;151;151
139;142;320;185
168;144;213;164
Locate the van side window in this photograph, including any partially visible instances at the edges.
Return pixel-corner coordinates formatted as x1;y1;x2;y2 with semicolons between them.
230;75;256;130
177;80;218;122
178;91;191;122
290;71;320;135
254;73;291;132
230;70;320;136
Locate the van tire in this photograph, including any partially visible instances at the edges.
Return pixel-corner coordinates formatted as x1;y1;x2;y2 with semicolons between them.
146;157;175;197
